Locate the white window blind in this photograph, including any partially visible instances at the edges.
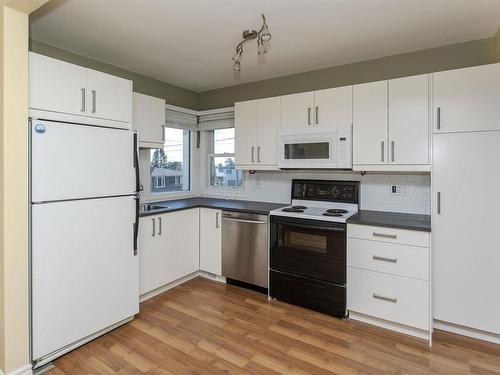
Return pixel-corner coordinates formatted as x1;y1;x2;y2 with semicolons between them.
198;107;234;131
165;105;198;131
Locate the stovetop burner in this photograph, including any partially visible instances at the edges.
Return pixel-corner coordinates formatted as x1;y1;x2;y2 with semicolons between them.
326;209;348;214
292;205;307;209
323;212;343;217
282;207;304;213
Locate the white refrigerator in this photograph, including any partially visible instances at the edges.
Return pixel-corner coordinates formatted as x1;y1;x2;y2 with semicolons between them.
30;119;140;366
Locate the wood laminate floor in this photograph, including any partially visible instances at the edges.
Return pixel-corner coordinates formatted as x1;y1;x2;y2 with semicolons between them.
47;277;500;374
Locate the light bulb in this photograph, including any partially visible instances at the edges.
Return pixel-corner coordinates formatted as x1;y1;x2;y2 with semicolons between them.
233;60;241;72
257;39;267;55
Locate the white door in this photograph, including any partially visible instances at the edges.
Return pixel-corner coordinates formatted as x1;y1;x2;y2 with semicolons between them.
200;208;222;275
32;196;138;360
353;81;388;165
256;97;281;166
86;68;132;126
389;75;429;165
235;100;257;166
164;209;200;283
433;63;500;133
313;86;353;129
31;120;135;202
29;52;87;116
133;93;165;147
433;132;500;334
280;92;315;129
139;215;164;295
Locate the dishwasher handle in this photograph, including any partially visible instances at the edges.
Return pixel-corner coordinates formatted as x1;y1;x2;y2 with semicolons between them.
222;216;267;225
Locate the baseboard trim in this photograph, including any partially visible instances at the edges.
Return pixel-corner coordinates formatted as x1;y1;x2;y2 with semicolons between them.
198;271;226;283
434;320;500;345
4;364;32;375
139;272;201;303
349;311;431;343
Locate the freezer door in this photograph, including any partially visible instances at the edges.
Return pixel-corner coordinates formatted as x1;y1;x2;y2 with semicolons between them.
31;120;135;202
32;196;139;360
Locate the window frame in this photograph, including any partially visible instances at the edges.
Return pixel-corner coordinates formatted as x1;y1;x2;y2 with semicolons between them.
206;128;244;190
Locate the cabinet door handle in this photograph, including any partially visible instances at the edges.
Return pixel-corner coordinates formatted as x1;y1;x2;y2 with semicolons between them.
373;255;398;263
373;232;397;239
437;192;441;214
257;146;261;163
315;106;319;125
437;107;441;130
161;125;165;141
216;212;220;228
91;90;96;113
251;147;255;163
80;88;86;112
391;141;395;162
381;141;385;162
151;218;156;237
158;217;162;236
307;107;311;125
373;293;398;303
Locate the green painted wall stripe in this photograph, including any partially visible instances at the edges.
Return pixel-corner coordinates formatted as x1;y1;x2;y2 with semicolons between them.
198;38;496;110
30;37;496;111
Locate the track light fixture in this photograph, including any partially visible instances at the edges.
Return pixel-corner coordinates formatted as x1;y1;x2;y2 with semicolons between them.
232;13;271;71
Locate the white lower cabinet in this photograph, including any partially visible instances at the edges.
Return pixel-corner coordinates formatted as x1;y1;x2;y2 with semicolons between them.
139;209;199;295
199;208;222;275
347;223;431;339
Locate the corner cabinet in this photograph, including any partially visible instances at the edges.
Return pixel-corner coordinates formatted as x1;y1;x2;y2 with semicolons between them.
235;97;281;170
199;208;222;275
352;75;430;172
139;209;199;296
29;52;132;128
133;92;165;148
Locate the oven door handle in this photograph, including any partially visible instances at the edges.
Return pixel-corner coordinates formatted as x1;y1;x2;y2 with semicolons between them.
281;222;345;232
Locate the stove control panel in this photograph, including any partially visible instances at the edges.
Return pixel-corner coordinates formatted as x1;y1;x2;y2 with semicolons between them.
292;179;359;204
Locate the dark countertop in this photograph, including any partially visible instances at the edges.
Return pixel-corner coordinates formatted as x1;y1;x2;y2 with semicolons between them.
347;210;431;232
139;197;288;217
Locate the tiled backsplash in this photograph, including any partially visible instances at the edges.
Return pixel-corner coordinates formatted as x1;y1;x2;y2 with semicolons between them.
206;171;431;215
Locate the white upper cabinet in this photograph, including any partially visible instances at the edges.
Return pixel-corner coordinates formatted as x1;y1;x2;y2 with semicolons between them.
235;100;257;166
29;52;87;117
29;52;132;128
235;97;280;169
256;96;281;166
353;81;388;166
280;92;315;129
433;63;500;133
199;208;222;275
86;69;132;124
313;86;352;129
133;92;165;148
389;74;429;165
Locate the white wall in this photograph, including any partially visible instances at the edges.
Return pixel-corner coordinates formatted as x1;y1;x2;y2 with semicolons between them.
203;170;431;215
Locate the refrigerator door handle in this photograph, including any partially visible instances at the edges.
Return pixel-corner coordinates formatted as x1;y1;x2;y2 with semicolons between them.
133;133;142;192
133;196;139;255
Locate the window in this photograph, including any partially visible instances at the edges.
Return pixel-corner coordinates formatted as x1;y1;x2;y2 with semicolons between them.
150;128;190;193
208;128;243;188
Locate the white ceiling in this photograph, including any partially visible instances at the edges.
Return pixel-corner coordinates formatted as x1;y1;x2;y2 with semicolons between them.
30;0;500;92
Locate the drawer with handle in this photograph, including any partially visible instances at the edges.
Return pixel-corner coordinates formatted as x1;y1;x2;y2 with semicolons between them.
347;223;429;247
347;267;429;330
347;238;429;280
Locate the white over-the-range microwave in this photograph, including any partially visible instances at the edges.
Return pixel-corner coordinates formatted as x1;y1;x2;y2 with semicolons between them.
278;125;353;169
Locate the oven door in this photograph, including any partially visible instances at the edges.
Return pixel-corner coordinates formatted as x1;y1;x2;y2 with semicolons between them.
270;215;346;284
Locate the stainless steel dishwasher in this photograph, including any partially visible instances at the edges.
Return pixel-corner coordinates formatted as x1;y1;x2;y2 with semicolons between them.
221;211;268;289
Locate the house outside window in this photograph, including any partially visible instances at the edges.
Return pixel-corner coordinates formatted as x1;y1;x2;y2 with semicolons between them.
208;128;243;188
150;128;190;193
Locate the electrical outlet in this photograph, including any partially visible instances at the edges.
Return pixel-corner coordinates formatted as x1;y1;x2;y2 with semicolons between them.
390;184;409;196
254;175;261;187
